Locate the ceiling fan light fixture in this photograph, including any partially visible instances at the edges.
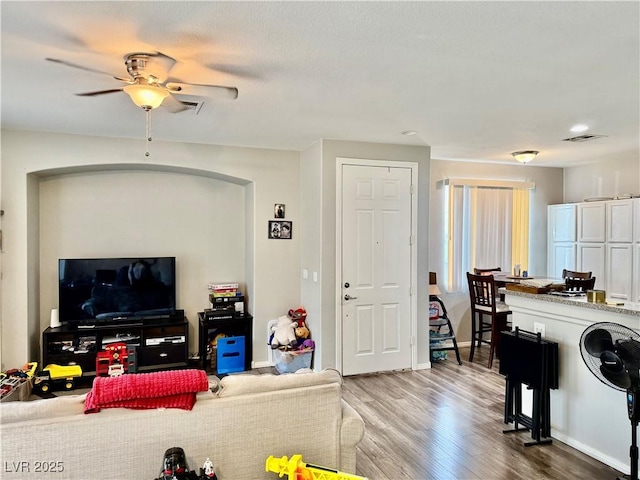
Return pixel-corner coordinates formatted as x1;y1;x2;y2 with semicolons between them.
123;84;169;109
511;150;539;164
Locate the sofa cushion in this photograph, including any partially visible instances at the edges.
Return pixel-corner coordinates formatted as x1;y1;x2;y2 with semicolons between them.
0;393;87;424
216;369;342;398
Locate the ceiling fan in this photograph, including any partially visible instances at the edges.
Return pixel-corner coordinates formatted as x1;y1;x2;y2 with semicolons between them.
46;51;239;113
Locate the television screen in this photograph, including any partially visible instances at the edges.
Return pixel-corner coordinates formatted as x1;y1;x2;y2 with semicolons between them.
58;257;176;325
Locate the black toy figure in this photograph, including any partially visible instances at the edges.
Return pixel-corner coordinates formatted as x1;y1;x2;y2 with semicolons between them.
158;447;198;480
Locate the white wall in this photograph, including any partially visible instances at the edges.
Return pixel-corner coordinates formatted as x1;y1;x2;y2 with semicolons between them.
1;130;301;369
38;170;246;357
563;157;640;203
310;140;431;369
429;159;564;344
299;140;323;366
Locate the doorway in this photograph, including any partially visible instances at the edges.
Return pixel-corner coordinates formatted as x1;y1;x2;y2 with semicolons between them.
337;159;417;375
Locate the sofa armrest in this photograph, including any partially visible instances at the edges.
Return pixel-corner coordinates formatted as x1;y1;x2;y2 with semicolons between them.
340;399;365;474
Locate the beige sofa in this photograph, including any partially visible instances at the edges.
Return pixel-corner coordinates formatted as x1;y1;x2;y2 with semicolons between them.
0;370;364;480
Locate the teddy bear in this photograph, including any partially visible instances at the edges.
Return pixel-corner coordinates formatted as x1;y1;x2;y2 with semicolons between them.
295;323;310;341
269;315;298;349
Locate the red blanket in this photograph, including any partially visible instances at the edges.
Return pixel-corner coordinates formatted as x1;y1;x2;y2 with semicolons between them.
84;369;209;414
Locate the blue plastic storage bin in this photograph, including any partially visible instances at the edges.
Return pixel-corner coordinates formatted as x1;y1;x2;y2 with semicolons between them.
217;336;245;374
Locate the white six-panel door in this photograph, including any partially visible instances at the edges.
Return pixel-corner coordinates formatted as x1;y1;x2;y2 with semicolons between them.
340;163;413;376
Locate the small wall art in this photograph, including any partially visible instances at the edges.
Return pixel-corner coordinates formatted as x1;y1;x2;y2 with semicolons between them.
274;204;285;219
268;220;292;239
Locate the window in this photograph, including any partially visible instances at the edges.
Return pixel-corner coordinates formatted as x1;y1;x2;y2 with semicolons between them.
444;179;533;292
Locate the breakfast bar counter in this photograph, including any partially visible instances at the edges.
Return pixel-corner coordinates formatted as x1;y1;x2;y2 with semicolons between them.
503;290;639;475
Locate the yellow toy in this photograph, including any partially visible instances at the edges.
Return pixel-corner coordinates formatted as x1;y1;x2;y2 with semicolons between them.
265;455;368;480
34;364;82;393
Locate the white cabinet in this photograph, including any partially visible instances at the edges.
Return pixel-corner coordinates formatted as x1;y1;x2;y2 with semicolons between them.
548;243;576;279
577;202;606;242
549;204;576;242
605;243;634;299
634;244;640;302
636;199;640;243
607;199;635;243
547;204;577;277
550;199;638;297
631;246;640;302
577;243;606;290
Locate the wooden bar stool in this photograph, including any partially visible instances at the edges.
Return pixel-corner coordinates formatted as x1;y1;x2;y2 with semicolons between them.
467;272;512;369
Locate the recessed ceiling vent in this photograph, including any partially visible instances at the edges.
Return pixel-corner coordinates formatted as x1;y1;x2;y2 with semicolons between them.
562;134;607;143
179;100;204;114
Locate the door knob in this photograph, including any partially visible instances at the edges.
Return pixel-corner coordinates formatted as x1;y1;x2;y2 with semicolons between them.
344;294;358;301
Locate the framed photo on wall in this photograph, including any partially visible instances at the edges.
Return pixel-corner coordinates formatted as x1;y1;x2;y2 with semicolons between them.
268;220;292;239
274;204;285;218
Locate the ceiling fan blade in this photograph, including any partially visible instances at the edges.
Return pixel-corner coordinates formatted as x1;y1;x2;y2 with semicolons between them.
204;63;261;80
148;51;177;72
46;58;116;77
75;89;123;97
165;80;238;99
161;94;190;114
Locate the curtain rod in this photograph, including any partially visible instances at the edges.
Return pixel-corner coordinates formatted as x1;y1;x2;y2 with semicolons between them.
442;178;536;189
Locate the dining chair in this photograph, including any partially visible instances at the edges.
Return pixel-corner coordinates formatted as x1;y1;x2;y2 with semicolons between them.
474;267;502;275
467;272;512;369
562;269;592;280
565;276;596;292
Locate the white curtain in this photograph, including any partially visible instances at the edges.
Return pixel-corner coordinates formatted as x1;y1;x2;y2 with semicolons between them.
446;185;528;292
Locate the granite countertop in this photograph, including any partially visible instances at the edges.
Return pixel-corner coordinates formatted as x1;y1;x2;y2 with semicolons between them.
503;288;640;317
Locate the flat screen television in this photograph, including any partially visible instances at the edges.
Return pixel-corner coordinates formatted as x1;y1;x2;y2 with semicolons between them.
58;257;177;326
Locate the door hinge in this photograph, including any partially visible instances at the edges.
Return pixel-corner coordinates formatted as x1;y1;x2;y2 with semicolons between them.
409;235;414;245
410;184;415;195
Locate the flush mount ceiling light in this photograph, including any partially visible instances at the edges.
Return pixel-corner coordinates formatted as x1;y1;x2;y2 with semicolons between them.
401;130;417;136
511;150;539;164
570;124;589;133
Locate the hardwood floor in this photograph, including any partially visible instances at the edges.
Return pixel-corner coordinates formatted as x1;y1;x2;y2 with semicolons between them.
342;346;624;480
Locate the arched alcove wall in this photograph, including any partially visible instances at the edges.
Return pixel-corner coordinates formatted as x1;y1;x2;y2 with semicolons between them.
1;131;301;369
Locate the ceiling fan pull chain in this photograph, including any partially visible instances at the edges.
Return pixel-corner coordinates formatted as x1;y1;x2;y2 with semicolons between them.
145;107;152;157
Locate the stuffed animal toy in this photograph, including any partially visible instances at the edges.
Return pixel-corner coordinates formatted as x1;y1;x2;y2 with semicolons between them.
270;315;297;349
300;339;315;351
295;324;310;341
288;307;307;327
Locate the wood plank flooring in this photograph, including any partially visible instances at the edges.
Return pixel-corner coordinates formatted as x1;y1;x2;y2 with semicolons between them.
342;346;624;480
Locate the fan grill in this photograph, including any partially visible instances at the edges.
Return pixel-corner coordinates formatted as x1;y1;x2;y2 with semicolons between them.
580;322;640;392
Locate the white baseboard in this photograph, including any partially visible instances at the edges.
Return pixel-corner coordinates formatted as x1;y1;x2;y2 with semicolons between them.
415;362;432;370
252;360;274;369
551;431;629;475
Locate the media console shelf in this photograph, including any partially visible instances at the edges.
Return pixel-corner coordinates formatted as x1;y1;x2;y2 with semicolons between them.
42;319;189;376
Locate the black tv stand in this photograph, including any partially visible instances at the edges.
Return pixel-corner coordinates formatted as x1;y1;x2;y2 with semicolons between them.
43;318;189;376
69;310;185;329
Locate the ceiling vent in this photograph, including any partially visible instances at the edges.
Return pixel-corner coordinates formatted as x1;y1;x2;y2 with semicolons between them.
178;100;204;114
562;134;607;143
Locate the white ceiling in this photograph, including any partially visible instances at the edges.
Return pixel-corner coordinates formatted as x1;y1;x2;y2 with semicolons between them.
2;1;639;167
